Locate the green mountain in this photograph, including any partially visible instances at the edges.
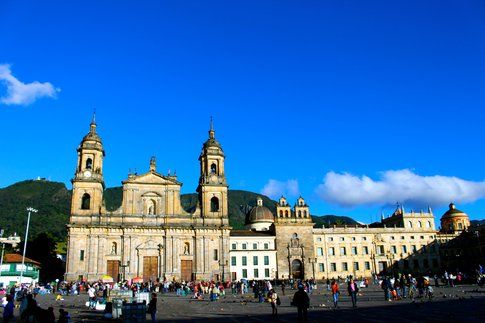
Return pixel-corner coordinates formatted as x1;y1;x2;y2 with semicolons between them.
0;180;357;241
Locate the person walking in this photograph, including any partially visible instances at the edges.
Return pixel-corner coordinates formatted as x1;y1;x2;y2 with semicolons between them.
331;280;339;308
292;285;309;323
347;278;359;308
147;292;157;323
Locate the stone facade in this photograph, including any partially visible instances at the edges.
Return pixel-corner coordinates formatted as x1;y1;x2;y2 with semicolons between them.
65;117;471;283
65;117;230;282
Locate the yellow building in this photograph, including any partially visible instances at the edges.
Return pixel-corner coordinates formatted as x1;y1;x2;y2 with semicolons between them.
65;117;472;282
65;117;230;282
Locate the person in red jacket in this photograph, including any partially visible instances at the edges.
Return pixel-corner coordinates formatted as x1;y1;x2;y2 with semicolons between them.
331;280;339;308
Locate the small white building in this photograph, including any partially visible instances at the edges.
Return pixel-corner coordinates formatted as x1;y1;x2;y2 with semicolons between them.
0;254;41;288
229;197;277;281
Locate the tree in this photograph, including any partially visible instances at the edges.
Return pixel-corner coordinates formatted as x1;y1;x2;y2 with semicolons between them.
24;233;65;283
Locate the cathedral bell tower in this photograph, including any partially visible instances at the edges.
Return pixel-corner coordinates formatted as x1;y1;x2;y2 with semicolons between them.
71;114;105;216
197;118;228;221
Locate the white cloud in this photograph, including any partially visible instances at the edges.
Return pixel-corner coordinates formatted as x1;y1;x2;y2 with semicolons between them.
316;169;485;208
0;64;60;106
261;179;300;199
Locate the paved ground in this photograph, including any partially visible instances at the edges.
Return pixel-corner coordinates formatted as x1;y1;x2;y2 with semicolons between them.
2;284;485;322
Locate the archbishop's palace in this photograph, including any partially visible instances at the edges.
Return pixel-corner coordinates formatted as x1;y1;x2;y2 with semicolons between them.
65;117;471;282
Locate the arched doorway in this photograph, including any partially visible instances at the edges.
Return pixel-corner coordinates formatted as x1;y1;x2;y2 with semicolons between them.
291;259;303;279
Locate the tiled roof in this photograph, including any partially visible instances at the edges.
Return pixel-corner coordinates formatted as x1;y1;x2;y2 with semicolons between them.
3;253;41;266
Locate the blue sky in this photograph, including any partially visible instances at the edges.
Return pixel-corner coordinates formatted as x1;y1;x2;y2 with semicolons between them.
1;0;484;223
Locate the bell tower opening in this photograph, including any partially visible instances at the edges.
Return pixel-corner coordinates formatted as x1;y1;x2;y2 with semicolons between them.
210;196;220;212
210;163;217;174
85;158;93;170
81;193;91;210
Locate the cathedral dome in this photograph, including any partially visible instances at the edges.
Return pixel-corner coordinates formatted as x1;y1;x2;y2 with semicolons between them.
441;203;468;219
247;197;274;224
440;203;470;233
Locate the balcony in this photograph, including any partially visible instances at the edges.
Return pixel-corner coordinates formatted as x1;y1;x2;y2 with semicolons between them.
0;269;39;279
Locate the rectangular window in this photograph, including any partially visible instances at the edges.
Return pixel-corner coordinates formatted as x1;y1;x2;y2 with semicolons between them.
316;237;322;242
317;247;323;256
412;245;417;252
352;237;356;241
318;263;325;272
391;246;397;254
402;245;408;253
401;236;405;240
329;237;334;242
265;268;270;278
362;237;367;241
363;246;369;255
231;256;236;266
242;256;247;266
253;243;257;250
331;263;337;272
254;269;259;278
354;262;359;271
378;245;385;255
242;243;247;250
264;243;269;250
80;250;85;261
351;247;358;255
329;247;335;256
340;237;345;242
340;247;346;256
364;261;370;270
232;243;236;250
264;256;269;266
391;236;395;240
242;269;247;278
213;249;218;261
253;256;258;266
411;236;415;240
342;262;348;271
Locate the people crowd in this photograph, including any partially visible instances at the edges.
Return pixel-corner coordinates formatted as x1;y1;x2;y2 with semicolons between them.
1;266;483;322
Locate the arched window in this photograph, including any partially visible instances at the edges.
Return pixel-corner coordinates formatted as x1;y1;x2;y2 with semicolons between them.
81;193;91;210
210;196;219;212
285;210;289;217
426;221;431;228
458;222;463;229
85;158;93;170
279;210;283;217
304;210;307;217
418;221;422;228
298;210;302;217
147;199;156;215
184;242;190;255
408;221;413;228
210;163;217;174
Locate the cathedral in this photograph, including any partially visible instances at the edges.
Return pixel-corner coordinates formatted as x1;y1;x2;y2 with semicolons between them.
66;117;472;282
65;117;230;282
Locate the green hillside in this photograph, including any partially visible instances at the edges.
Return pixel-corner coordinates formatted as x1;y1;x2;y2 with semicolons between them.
0;180;357;241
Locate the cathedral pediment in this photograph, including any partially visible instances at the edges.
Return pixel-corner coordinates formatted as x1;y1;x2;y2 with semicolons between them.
123;171;181;186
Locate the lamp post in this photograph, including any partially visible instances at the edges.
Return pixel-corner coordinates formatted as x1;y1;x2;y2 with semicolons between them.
20;207;37;284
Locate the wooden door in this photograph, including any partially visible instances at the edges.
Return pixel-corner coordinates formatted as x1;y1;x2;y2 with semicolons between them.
107;260;120;282
143;256;158;282
181;260;193;282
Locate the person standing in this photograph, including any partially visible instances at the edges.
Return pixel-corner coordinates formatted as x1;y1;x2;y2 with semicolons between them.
3;295;15;323
269;289;278;319
347;279;359;308
147;293;157;323
331;280;339;308
292;285;309;323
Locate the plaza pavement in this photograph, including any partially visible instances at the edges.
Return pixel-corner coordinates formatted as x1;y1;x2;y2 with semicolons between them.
2;284;485;322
